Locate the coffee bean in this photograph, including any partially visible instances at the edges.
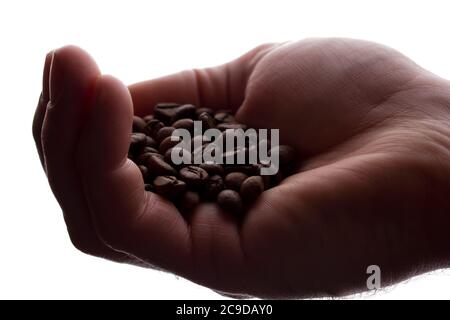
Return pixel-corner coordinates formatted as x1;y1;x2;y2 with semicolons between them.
214;112;235;123
146;154;177;176
196;107;214;116
133;116;146;133
144;135;157;148
192;144;206;161
130;103;298;214
138;165;149;180
164;147;192;166
269;145;296;168
224;172;248;191
154;102;181;123
172;118;194;132
217;189;243;213
198;112;215;130
144;119;165;137
164;148;174;164
179;166;209;187
153;175;186;199
179;191;200;212
190;135;209;150
203;175;224;199
142;146;159;154
129;132;147;153
137;152;163;165
130;132;146;144
199;163;224;176
224;165;255;175
159;135;181;155
255;163;272;189
170;104;196;123
240;176;264;203
143;114;154;123
144;183;154;192
156;126;175;143
217;123;247;131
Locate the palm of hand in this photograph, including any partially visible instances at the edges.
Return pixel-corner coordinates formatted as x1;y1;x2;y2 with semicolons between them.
33;39;450;298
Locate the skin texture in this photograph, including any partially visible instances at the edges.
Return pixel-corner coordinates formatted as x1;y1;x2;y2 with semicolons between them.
32;38;450;298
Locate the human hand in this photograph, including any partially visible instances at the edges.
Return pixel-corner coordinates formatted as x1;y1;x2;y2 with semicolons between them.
33;38;450;298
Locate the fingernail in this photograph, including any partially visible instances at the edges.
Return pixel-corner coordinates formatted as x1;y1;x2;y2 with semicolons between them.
49;49;65;106
42;51;54;101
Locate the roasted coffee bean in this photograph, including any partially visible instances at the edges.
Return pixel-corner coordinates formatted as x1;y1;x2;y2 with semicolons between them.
144;135;157;148
255;163;272;189
130;132;146;145
129;132;147;153
214;112;235;123
164;148;174;164
130;102;298;211
190;135;209;152
143;114;154;123
172;118;194;132
137;152;163;165
164;147;192;166
217;123;247;131
146;155;177;176
144;119;165;137
192;144;205;161
154;102;181;123
133;116;146;133
269;145;296;168
179;191;200;212
156;126;175;143
159;136;181;155
225;172;248;191
240;176;264;203
179;166;209;187
142;146;159;154
153;175;186;199
249;163;262;175
203;175;224;199
170;104;196;123
138;165;149;180
199;163;224;176
194;142;219;161
196;107;214;116
224;165;255;175
217;189;243;213
198;112;215;130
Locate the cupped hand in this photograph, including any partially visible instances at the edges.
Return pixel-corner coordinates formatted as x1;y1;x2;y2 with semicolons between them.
33;38;450;298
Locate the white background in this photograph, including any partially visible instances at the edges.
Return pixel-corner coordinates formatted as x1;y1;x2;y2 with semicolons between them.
0;0;449;299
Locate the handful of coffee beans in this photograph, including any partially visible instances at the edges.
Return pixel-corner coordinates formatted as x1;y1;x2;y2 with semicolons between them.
128;103;297;214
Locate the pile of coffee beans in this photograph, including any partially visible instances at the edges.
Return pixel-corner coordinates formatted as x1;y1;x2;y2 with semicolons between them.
128;103;297;214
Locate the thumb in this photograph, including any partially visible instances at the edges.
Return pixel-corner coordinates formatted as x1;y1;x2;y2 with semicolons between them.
76;75;192;274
